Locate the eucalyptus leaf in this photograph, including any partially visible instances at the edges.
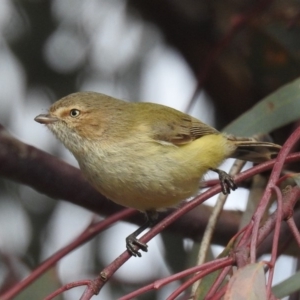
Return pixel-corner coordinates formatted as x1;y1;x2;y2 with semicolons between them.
272;270;300;298
223;77;300;136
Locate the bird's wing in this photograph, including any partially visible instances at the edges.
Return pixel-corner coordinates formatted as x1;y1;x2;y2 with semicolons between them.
139;105;219;145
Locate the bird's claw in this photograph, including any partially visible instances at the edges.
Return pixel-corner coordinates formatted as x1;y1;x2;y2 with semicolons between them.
126;234;148;257
211;168;237;194
218;170;237;194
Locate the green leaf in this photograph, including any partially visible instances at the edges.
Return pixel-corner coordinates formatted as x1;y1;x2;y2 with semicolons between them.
15;268;63;300
223;77;300;136
272;270;300;298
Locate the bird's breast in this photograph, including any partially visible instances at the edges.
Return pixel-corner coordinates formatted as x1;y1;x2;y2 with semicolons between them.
76;135;231;211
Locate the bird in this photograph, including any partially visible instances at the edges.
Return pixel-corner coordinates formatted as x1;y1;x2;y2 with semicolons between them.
35;91;281;257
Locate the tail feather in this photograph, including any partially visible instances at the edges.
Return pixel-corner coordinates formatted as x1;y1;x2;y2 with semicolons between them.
228;137;282;163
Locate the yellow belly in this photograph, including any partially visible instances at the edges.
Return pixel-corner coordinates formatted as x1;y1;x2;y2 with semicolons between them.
79;134;234;211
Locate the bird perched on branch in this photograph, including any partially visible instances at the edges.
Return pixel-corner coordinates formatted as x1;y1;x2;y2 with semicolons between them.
35;92;281;257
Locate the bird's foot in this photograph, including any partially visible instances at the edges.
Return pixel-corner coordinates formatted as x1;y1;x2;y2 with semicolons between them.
125;210;157;257
211;168;237;194
126;234;148;257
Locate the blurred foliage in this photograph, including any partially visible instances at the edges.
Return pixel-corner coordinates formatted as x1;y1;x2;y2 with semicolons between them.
15;269;63;300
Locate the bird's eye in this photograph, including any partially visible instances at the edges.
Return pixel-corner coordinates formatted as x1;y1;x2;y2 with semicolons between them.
70;109;80;118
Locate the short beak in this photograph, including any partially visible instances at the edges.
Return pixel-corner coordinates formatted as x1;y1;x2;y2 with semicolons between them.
34;114;59;124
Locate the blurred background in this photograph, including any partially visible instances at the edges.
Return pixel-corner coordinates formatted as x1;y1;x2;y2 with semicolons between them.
0;0;300;299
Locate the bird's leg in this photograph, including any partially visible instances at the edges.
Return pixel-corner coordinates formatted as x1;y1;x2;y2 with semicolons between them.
210;168;237;194
126;210;158;257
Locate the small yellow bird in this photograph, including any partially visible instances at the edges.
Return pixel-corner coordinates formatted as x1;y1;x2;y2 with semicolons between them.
35;92;281;256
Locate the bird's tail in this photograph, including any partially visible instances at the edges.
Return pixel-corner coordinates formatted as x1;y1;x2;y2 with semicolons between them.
228;136;282;163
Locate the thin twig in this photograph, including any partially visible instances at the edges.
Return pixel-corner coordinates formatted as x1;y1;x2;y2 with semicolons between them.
205;265;232;299
286;217;300;249
44;280;91;300
266;186;283;298
0;209;136;300
250;126;300;262
166;259;233;300
119;257;232;300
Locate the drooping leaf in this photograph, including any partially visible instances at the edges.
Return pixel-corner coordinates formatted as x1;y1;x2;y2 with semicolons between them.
223;78;300;136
